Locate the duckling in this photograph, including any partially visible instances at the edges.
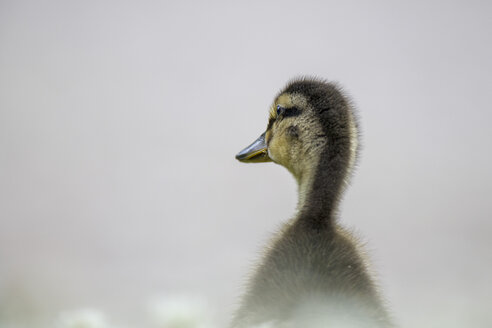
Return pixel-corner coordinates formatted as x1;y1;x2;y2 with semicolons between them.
232;78;393;328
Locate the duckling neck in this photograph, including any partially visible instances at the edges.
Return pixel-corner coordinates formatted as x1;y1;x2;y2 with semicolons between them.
296;146;350;229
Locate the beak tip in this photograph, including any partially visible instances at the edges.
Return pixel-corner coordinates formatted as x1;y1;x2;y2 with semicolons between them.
235;152;245;161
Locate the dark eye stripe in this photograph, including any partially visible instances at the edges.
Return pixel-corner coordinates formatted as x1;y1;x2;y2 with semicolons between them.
283;107;300;117
267;107;301;130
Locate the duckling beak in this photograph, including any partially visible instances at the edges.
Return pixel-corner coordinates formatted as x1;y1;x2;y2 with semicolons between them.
235;132;272;163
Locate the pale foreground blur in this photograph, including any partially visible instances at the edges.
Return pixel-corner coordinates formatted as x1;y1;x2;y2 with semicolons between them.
55;295;213;328
52;297;481;328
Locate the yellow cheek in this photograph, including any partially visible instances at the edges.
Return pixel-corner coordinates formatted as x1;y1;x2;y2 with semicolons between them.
268;134;290;165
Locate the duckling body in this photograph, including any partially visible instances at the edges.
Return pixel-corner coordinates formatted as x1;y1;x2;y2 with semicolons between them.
233;78;393;327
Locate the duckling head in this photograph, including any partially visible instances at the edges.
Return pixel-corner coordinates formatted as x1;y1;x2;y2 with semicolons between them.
236;77;359;187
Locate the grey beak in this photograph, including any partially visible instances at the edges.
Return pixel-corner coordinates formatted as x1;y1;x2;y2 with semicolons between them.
235;132;272;163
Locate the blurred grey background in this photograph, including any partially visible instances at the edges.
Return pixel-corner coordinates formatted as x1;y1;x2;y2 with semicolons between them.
1;0;491;327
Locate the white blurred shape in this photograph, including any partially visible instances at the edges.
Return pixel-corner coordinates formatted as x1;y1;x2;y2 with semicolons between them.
56;308;109;328
148;294;212;328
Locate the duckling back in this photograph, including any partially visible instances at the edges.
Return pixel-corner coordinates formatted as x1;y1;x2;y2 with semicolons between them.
231;223;392;327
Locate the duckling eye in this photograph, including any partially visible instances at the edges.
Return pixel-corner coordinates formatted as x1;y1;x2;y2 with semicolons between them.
276;105;285;116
